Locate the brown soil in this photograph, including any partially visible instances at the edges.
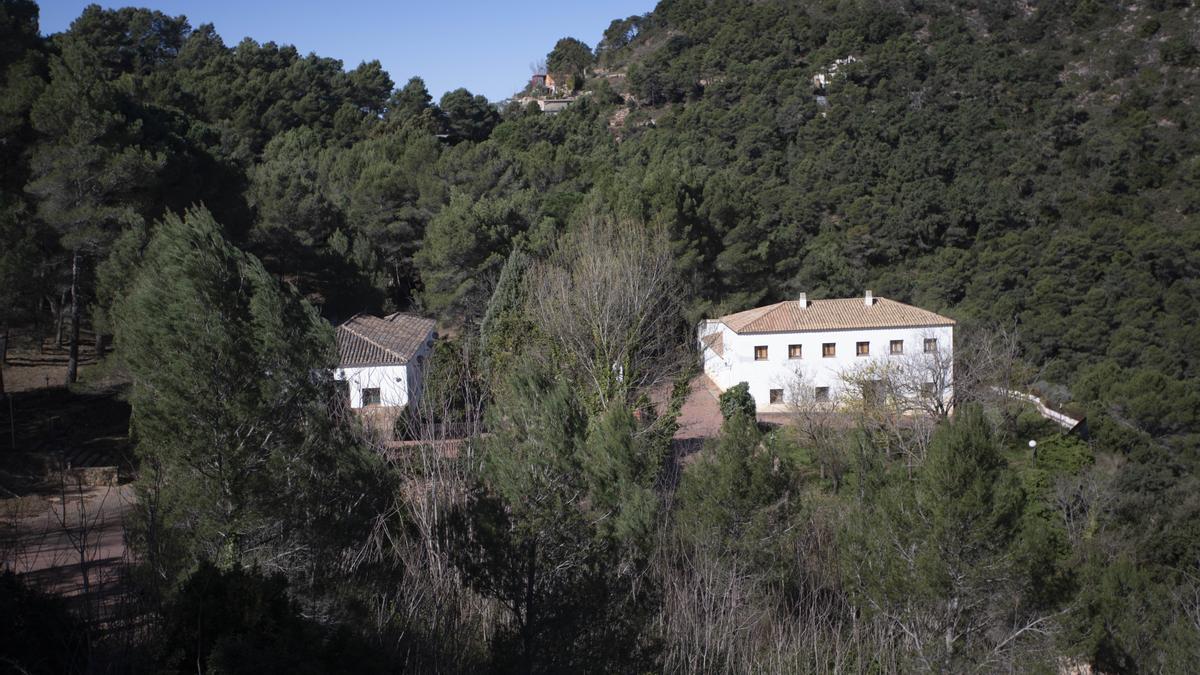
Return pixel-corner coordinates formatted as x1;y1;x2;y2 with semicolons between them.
672;374;725;441
1;333;133;495
1;483;136;620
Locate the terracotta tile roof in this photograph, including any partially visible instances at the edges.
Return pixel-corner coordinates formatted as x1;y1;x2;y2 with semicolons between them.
701;331;724;357
719;297;955;334
337;313;436;366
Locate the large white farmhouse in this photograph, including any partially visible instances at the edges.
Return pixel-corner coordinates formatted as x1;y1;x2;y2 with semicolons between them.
334;313;437;410
698;292;955;412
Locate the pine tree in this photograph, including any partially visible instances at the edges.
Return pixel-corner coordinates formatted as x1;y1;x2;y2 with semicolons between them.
449;360;660;671
438;88;499;143
478;247;531;377
114;206;387;592
0;0;46;196
0;206;43;396
415;190;532;319
385;76;440;132
675;413;796;559
25;35;163;383
843;405;1033;669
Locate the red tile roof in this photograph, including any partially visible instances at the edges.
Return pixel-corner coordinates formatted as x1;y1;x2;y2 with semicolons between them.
719;297;954;334
337;313;436;366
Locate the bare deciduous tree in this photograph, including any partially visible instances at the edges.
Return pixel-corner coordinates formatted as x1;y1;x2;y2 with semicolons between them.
656;510;901;673
953;323;1036;433
777;365;848;491
345;341;497;671
1052;453;1119;549
528;219;690;415
837;358;939;475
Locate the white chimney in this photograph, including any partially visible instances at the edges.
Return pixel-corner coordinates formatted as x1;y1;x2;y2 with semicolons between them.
798;292;808;308
864;290;874;306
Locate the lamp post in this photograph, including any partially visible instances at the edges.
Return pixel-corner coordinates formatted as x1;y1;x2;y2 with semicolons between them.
1028;439;1037;461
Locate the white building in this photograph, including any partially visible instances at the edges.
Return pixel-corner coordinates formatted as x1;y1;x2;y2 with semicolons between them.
698;292;955;412
334;313;437;410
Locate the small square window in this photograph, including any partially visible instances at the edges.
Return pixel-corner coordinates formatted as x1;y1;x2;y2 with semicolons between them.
754;345;769;361
769;388;783;404
890;339;904;355
921;382;936;397
856;341;870;356
822;343;836;358
361;387;382;406
788;344;802;359
924;338;938;353
814;387;830;402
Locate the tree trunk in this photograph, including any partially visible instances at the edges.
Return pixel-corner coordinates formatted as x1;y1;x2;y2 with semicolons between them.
522;540;538;672
95;333;109;360
55;291;66;347
66;251;80;385
0;328;6;398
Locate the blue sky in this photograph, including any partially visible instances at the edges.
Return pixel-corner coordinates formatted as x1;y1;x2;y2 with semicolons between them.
37;0;658;101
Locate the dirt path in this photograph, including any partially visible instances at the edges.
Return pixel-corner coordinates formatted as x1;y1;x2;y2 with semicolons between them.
2;484;136;617
2;333;104;393
673;375;725;441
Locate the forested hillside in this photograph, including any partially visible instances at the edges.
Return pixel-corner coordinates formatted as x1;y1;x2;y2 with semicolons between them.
5;0;1197;436
2;0;1199;671
590;0;1200;442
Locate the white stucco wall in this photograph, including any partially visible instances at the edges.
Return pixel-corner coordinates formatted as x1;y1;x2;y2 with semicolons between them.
700;323;954;412
335;336;435;410
335;364;411;408
698;320;738;390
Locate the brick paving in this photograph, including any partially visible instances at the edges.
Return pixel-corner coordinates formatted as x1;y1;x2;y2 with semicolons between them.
672;375;725;441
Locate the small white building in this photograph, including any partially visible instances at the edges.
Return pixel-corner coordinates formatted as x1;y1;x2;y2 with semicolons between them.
334;313;437;410
698;292;955;412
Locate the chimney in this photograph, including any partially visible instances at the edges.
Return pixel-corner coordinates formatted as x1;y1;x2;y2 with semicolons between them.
864;290;874;306
798;292;808;308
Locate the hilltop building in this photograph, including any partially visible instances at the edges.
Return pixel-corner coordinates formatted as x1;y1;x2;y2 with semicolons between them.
529;72;563;95
698;292;955;412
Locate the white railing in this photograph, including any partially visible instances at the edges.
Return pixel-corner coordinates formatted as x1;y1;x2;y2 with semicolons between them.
993;387;1081;430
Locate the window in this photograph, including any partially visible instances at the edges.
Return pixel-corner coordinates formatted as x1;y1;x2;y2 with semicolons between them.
856;341;870;356
890;339;904;355
921;382;937;397
924;338;938;353
769;388;784;404
788;344;802;359
814;387;830;402
361;387;382;406
754;345;769;361
822;342;836;357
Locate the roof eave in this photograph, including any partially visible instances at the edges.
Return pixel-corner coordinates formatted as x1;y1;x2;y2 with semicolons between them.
337;359;410;369
729;320;957;335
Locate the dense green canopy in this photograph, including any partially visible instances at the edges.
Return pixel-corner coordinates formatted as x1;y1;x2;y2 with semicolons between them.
3;0;1198;670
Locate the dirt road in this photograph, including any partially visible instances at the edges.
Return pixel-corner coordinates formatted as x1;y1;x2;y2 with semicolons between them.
2;483;136;615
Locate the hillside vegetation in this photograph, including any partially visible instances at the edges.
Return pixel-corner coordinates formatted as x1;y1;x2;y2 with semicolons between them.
1;0;1199;671
587;0;1200;445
